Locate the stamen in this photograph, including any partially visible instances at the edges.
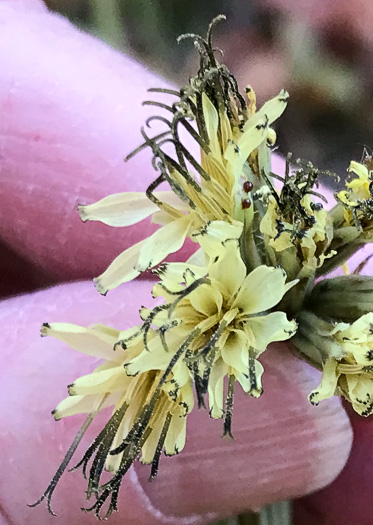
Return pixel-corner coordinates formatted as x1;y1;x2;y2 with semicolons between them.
191;361;207;408
149;412;172;480
113;328;202;458
124;131;169;162
145;114;173;130
28;395;108;516
167;277;211;318
70;402;128;481
83;426;153;520
200;349;216;395
141;303;172;352
142;100;175;113
190;319;228;361
223;374;235;438
158;320;179;353
248;349;263;398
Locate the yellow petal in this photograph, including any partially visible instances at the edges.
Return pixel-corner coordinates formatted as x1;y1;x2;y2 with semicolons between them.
249;359;264;398
105;416;126;473
348;160;369;181
171;361;192;389
164;413;187;455
53;393;112;420
209;238;246;296
156;261;206;283
116;325;143;349
208;358;229;419
41;322;122;362
189;283;223;317
232;265;297;314
202;93;221;157
235;359;264;398
349;374;372;400
248;89;289;129
236;372;250;392
69;366;128;396
247;312;297;353
125;333;185;376
192;220;243;257
136;215;191;272
224;117;269;178
308;359;339;405
140;419;163;464
179;382;195;415
93;239;146;294
221;329;248;373
78;192;159;227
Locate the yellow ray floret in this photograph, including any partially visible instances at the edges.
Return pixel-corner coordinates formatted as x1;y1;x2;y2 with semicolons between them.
309;313;373;416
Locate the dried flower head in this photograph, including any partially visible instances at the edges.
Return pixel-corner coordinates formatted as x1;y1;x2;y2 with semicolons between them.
258;157;335;280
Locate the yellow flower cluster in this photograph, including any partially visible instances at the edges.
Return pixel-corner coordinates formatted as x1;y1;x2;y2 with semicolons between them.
34;15;373;520
38;234;297;517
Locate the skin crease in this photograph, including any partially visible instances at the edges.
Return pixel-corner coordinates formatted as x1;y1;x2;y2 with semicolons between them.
0;1;371;524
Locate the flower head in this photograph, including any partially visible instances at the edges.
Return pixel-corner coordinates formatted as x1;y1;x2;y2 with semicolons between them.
129;239;298;427
79;16;289;295
306;313;373;416
33;237;298;518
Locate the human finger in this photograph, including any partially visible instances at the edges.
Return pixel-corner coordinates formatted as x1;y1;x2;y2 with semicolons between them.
0;1;193;295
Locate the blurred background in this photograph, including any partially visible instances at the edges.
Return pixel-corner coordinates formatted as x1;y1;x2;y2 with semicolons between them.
44;0;373;179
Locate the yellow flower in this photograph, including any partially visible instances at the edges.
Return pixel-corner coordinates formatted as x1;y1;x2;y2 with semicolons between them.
130;239;298;428
337;160;373;224
36;322;194;518
34;239;297;517
308;313;373;416
78;19;289;295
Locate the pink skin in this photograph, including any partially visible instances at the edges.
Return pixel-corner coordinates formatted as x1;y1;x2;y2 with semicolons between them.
0;1;369;523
